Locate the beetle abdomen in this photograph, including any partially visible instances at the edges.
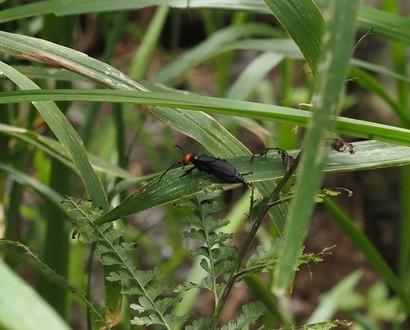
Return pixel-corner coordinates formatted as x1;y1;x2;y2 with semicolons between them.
193;155;250;186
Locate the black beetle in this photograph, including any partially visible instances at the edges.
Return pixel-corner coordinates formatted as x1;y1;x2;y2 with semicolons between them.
159;145;251;187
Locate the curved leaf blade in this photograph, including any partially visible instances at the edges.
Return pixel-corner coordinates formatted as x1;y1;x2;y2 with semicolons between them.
0;260;70;330
0;89;409;146
0;1;408;44
0;61;108;210
274;0;360;292
263;0;323;72
97;140;410;224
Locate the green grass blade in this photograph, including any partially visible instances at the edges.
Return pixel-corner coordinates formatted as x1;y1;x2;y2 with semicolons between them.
0;30;406;103
1;1;408;44
0;31;287;234
0;163;63;210
0;61;121;321
129;5;169;80
152;23;280;84
0;27;289;319
1;89;409;146
81;11;129;147
151;34;410;83
400;167;410;293
245;275;289;325
0;260;70;330
226;52;283;100
274;0;360;292
0;123;133;179
0;62;108;210
0;66;90;82
0;240;107;328
0;0;58;23
263;0;323;73
350;66;410;126
96;140;410;224
307;270;363;323
0;31;245;155
323;198;410;311
357;3;410;44
352;59;410;84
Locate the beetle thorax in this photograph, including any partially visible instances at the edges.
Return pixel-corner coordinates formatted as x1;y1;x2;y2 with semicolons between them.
182;153;194;165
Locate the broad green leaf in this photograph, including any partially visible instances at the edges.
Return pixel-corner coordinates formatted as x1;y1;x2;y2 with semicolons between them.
1;89;409;146
0;260;70;330
96;140;410;224
274;0;360;292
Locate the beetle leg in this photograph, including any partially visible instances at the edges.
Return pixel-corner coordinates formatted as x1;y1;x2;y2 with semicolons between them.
251;148;283;161
180;167;195;177
250;147;282;162
251;147;296;171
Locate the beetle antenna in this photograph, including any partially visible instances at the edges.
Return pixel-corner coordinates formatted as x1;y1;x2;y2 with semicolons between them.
175;144;185;156
158;162;181;183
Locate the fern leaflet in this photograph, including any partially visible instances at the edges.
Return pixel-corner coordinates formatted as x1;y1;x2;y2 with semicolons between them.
64;198;183;329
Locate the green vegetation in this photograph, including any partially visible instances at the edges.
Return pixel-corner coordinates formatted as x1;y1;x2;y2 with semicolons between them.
0;1;409;329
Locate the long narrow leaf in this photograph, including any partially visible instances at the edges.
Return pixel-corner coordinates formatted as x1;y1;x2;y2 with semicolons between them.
152;23;281;84
0;30;289;236
263;0;323;72
274;1;360;292
0;1;408;44
0;260;70;330
0;163;63;210
0;123;133;179
0;62;108;209
324;198;410;311
96;140;410;224
0;89;409;146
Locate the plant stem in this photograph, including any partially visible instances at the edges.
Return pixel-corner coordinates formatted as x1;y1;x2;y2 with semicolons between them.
212;151;302;327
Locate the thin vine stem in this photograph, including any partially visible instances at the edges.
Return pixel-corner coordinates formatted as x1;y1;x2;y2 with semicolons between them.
212;151;302;327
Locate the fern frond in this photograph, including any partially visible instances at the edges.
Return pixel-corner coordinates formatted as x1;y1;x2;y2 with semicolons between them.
184;317;214;330
220;302;265;330
181;192;237;309
279;319;351;329
63;198;182;329
240;243;333;279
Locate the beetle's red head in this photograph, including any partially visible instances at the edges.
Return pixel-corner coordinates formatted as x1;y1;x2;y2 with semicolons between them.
182;153;193;165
